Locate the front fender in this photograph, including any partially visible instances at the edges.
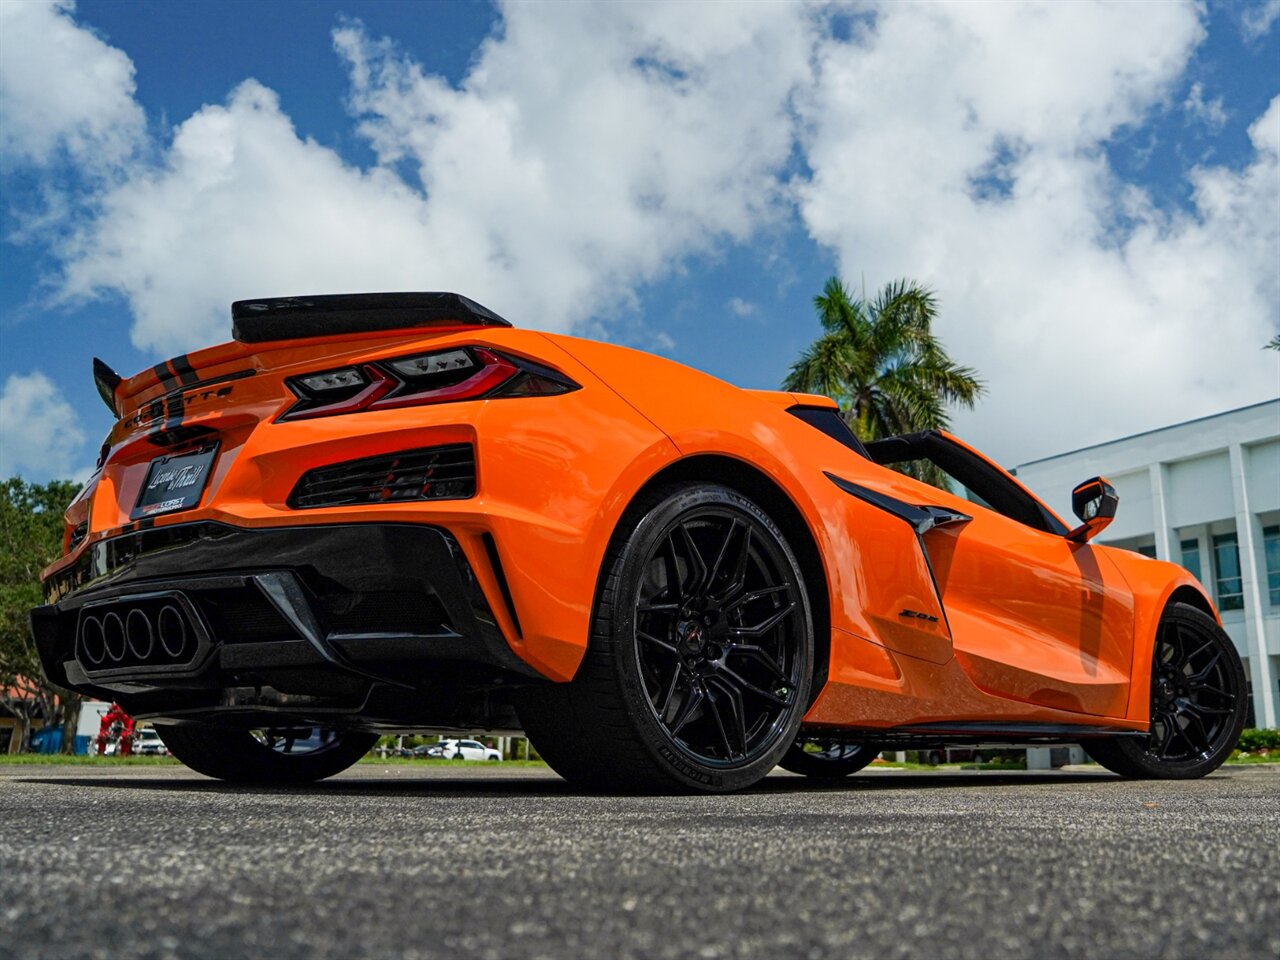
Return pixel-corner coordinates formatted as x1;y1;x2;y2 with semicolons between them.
1100;546;1219;725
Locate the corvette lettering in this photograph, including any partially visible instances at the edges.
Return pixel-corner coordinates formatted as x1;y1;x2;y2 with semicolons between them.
126;384;234;428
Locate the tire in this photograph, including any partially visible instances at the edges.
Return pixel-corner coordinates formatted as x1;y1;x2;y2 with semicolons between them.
778;740;878;779
1084;603;1247;779
156;724;377;784
517;483;815;794
926;750;943;766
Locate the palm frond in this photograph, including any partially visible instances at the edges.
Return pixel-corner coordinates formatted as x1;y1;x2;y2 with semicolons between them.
784;272;985;447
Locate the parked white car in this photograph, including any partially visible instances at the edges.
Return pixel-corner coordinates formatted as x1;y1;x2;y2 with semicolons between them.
134;729;168;756
103;728;168;756
436;738;501;761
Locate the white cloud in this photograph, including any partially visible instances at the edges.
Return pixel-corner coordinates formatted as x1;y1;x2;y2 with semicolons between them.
727;297;757;317
0;0;144;170
59;80;441;353
49;3;818;355
795;1;1279;463
1184;82;1227;130
1240;0;1280;41
0;372;86;480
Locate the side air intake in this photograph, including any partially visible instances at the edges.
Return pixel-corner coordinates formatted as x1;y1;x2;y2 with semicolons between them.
288;443;477;509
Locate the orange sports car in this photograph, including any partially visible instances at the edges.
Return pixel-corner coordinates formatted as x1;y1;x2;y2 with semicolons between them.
31;293;1246;792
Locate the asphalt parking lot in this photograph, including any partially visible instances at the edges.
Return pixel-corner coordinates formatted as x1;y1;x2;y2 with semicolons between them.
1;763;1276;960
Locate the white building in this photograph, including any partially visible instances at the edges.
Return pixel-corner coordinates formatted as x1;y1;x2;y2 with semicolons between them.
1012;399;1280;730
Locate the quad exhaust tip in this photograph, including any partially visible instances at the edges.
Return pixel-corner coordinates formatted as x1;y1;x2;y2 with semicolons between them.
157;605;187;659
102;611;126;662
126;608;153;659
80;615;106;665
76;598;200;671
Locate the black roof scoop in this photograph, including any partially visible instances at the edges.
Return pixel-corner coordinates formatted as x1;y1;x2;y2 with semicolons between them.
231;292;513;345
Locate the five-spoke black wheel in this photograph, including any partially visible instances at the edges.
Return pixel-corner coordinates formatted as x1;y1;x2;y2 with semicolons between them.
778;739;879;779
157;724;377;784
517;483;814;793
1084;603;1246;779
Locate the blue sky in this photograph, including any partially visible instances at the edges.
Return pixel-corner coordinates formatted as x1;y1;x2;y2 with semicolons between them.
2;0;1277;484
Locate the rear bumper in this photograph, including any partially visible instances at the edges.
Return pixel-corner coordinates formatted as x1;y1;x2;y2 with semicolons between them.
31;521;543;724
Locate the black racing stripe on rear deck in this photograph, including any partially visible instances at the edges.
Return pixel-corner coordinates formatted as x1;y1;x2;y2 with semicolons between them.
152;361;177;390
170;354;199;386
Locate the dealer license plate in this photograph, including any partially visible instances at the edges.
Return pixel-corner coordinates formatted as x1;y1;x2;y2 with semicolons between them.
132;445;218;520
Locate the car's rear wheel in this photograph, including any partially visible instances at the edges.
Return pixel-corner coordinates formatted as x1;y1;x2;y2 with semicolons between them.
517;483;814;794
778;739;878;779
1084;603;1246;779
157;724;377;784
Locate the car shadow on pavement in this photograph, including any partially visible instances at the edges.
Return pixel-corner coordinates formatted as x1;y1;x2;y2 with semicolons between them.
15;769;1123;798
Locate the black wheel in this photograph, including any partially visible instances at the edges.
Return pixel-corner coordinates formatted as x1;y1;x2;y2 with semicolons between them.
156;724;377;784
1084;603;1246;779
517;483;814;794
925;750;943;766
778;739;878;779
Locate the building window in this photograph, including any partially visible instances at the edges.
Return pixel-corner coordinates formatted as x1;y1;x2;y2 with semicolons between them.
1137;544;1157;559
1180;538;1201;582
1264;525;1280;607
1212;533;1244;612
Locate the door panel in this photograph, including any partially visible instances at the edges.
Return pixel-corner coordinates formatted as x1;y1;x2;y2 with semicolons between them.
922;509;1135;717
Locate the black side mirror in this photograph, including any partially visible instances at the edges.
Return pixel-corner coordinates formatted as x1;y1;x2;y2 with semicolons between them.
1067;476;1118;543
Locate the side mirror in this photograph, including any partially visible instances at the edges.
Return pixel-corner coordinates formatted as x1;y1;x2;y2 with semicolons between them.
1067;476;1118;543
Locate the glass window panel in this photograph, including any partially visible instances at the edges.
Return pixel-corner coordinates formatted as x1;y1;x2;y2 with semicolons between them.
1212;532;1243;612
1179;538;1201;583
1264;525;1280;608
1136;544;1157;559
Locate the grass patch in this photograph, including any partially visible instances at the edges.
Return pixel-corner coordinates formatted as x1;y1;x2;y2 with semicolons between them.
1226;752;1280;764
356;756;548;767
0;753;180;765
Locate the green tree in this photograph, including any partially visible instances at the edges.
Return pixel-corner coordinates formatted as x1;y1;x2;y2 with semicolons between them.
783;276;985;487
0;478;80;753
1267;334;1280;351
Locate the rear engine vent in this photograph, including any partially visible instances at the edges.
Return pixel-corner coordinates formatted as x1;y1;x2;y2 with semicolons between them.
289;443;476;509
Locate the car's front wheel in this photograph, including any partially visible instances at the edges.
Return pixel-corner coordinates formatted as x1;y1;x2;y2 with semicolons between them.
518;483;815;794
157;724;377;784
1084;603;1246;779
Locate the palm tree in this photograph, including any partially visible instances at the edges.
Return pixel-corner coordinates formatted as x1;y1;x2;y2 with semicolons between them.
783;275;984;487
1267;334;1280;351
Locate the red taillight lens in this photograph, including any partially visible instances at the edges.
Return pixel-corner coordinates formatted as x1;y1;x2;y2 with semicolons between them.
281;347;578;421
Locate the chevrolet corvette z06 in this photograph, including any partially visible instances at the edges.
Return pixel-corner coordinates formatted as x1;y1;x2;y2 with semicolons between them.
30;293;1246;792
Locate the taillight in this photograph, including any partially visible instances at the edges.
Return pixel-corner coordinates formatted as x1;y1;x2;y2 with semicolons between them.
280;347;578;421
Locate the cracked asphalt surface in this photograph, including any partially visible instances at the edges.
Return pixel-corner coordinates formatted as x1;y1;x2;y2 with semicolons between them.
1;763;1277;960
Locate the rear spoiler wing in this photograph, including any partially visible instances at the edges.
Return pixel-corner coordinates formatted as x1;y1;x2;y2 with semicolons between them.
90;292;514;414
231;292;512;344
